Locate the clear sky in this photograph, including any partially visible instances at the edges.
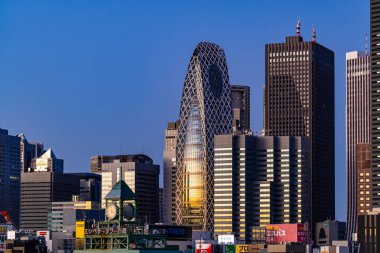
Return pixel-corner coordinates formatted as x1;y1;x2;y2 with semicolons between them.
0;0;369;221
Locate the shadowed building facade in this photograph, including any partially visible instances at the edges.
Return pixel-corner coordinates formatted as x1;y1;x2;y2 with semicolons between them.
263;22;335;229
175;42;232;231
371;0;380;213
163;121;179;224
231;85;251;132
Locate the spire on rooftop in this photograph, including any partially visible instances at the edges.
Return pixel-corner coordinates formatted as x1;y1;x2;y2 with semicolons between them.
312;25;316;42
296;18;301;36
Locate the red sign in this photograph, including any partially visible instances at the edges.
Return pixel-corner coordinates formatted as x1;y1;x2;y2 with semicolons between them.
265;224;305;244
196;243;212;253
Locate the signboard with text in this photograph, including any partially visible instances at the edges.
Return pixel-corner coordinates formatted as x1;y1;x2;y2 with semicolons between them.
236;244;248;253
265;224;305;244
217;234;235;244
196;243;212;253
225;245;235;253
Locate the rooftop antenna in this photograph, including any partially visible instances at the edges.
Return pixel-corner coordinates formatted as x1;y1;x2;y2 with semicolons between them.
366;33;368;56
312;25;316;42
296;17;301;36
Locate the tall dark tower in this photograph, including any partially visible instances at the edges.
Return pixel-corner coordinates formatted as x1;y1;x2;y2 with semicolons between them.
371;0;380;210
264;21;335;230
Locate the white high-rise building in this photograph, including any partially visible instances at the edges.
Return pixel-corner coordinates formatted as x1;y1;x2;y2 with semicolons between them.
346;51;371;240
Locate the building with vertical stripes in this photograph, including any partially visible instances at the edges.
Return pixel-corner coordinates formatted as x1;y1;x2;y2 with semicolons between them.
214;134;310;241
345;51;371;241
163;121;179;224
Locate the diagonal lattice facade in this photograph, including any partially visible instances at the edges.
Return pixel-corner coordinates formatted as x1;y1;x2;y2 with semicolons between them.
175;42;232;232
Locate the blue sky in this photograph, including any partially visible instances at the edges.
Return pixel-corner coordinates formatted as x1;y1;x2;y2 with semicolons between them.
0;1;369;221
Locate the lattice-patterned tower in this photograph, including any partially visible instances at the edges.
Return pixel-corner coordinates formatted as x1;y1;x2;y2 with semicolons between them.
175;42;232;232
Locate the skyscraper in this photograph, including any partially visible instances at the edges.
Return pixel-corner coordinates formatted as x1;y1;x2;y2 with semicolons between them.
30;148;64;173
371;0;380;210
90;154;160;224
263;21;335;228
20;172;80;231
0;128;21;227
214;134;310;241
163;121;179;224
346;51;371;240
231;85;251;132
175;42;232;231
19;134;44;172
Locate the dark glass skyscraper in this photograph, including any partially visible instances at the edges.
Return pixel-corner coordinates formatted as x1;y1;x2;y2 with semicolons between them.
231;85;251;132
175;42;232;231
371;0;380;209
0;129;21;227
263;23;335;229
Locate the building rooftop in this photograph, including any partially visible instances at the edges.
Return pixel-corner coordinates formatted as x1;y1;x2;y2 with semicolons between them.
105;180;135;200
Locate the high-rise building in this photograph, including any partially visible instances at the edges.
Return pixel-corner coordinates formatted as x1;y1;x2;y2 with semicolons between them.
214;134;310;241
48;201;102;232
263;21;335;228
90;154;160;224
68;173;101;202
371;0;380;210
30;148;63;173
0;128;21;227
163;121;179;224
175;42;232;231
345;51;371;240
19;134;44;172
231;85;251;132
356;144;372;216
159;188;164;223
20;172;80;231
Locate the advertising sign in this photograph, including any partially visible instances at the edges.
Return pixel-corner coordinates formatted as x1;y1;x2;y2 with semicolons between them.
320;246;329;253
218;235;235;244
76;221;85;239
196;243;212;253
148;225;192;240
225;245;235;253
265;224;305;244
37;230;50;240
7;230;15;240
236;244;248;253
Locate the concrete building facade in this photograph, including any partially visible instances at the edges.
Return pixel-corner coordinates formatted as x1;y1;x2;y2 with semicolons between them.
163;121;179;225
90;154;160;224
214;134;310;241
20;172;80;231
346;51;371;240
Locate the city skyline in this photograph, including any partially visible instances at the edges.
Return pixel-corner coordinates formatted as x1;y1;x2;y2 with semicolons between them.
0;1;370;222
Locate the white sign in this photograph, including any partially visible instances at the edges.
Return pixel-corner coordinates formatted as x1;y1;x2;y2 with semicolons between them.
217;235;235;244
37;230;50;240
7;230;15;240
352;233;357;242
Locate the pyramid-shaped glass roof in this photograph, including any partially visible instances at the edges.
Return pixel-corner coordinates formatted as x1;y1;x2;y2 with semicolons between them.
105;180;135;200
